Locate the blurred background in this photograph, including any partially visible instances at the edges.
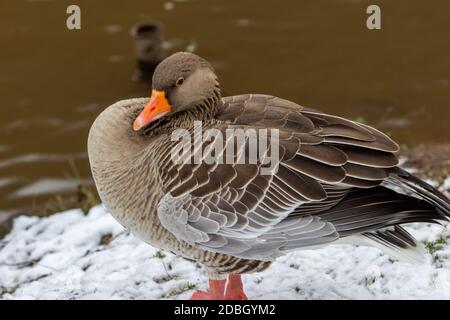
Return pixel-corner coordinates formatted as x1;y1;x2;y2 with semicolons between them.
0;0;449;222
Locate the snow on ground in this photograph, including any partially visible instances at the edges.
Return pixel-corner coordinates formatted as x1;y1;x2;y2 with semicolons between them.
1;197;450;299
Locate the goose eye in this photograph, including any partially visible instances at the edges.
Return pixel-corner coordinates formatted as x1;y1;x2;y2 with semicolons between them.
175;77;184;87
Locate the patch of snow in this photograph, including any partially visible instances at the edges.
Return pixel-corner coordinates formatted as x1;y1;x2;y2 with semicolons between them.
398;156;408;167
424;179;439;188
444;177;450;191
399;156;417;174
1;205;450;300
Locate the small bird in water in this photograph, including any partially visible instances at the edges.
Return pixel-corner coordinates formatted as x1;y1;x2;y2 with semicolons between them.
88;52;450;300
130;21;165;83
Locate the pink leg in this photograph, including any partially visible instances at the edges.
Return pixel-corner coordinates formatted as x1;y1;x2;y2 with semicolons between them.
190;279;226;300
224;274;248;300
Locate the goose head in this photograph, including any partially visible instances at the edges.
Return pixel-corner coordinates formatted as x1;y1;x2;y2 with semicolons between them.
133;52;222;131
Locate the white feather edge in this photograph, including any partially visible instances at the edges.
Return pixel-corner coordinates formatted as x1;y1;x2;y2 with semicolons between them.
335;234;426;263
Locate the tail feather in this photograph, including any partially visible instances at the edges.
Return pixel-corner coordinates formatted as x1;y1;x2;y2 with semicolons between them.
340;226;426;263
384;167;450;217
317;185;446;237
315;167;449;260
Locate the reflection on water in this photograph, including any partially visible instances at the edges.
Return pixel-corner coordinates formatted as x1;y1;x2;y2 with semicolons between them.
0;0;449;218
0;152;86;170
11;178;92;198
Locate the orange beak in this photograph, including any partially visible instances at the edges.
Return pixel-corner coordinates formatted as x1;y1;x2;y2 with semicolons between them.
133;90;172;131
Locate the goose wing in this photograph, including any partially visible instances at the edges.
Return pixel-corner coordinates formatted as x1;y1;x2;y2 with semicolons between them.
156;94;444;260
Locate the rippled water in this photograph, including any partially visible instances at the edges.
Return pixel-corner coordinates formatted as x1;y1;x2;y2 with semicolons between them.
0;0;449;219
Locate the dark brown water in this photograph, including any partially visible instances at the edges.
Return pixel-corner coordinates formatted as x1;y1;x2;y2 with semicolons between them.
0;0;449;219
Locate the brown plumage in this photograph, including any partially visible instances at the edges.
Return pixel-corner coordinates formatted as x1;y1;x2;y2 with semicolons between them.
88;52;450;300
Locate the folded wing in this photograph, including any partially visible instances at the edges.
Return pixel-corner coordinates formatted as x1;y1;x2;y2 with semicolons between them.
156;94;449;260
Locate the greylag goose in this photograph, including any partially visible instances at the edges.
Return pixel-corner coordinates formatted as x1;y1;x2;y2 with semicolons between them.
130;21;164;82
88;52;450;300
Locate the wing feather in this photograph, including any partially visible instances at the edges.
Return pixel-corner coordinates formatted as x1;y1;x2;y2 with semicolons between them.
154;94;433;260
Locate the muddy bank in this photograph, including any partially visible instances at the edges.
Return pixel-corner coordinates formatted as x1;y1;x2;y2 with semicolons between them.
401;143;450;196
